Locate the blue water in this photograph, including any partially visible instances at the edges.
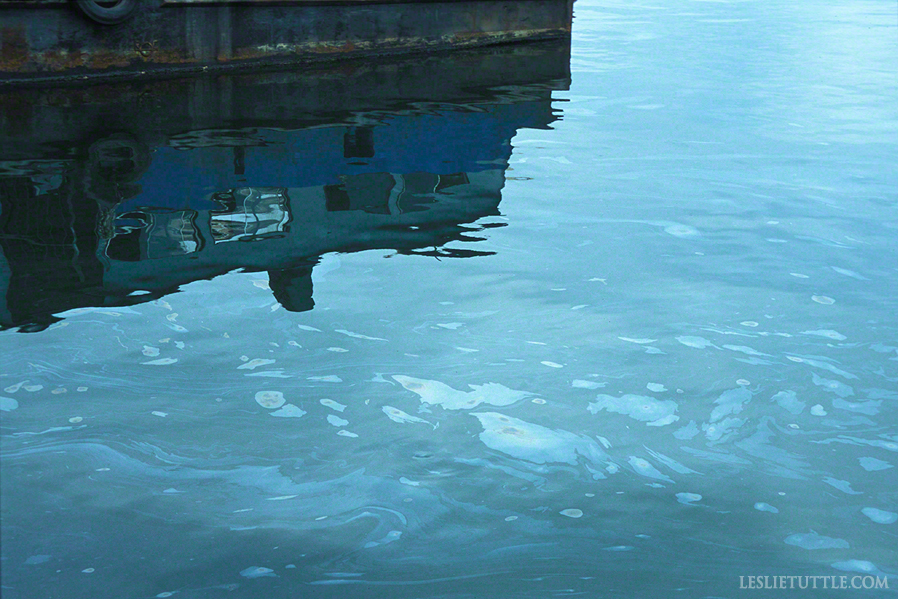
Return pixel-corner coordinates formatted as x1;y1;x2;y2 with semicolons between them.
2;1;897;597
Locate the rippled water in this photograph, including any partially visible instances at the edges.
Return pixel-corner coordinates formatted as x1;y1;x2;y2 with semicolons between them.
2;1;897;598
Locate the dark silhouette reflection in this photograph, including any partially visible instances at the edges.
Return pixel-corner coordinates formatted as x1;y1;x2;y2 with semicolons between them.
0;40;570;332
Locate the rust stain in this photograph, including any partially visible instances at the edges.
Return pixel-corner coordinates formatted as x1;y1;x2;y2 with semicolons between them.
0;26;30;71
1;2;571;82
85;50;131;70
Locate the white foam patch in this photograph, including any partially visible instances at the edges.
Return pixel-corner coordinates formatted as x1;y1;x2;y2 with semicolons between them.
588;394;678;426
240;566;276;578
383;406;434;427
722;345;770;358
673;420;699;440
812;373;854;397
802;329;847;341
831;266;867;280
810;404;827;416
710;388;752;422
832;398;881;415
676;493;702;505
326;414;348;427
823;477;862;495
142;358;178;366
664;223;700;238
270;404;306;418
308;375;342;383
861;508;897;524
244;371;291;378
393;375;531;410
255;391;286;409
628;456;672;482
320;399;346;412
831;560;880;575
677;336;713;349
858;457;892;471
754;502;779;513
335;329;387;341
471;412;609;466
238;359;276;370
771;390;804;415
784;532;849;550
0;396;18;412
572;379;606;390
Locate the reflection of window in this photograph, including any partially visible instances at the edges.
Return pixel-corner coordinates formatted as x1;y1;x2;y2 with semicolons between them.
343;127;375;159
147;211;201;258
105;210;201;261
435;172;469;193
397;172;469;213
210;187;291;243
325;173;395;214
106;212;148;262
323;172;471;215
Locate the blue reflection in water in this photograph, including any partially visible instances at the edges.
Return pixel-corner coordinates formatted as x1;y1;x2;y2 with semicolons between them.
2;2;898;598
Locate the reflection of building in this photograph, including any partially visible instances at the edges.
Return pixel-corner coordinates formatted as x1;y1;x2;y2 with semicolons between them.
0;40;570;332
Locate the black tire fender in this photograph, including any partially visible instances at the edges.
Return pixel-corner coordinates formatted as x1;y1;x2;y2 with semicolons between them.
75;0;138;25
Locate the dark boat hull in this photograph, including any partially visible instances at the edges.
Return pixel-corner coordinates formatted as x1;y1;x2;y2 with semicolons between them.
0;0;573;83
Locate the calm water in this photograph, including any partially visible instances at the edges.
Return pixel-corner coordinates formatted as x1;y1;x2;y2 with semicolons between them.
2;1;897;598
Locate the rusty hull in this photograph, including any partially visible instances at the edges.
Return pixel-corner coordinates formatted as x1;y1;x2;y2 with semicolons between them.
0;0;574;83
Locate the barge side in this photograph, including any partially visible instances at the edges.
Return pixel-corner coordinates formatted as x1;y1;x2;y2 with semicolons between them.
0;0;574;83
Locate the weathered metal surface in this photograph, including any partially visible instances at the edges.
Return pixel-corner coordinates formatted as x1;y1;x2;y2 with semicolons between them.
0;0;573;83
0;40;570;330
